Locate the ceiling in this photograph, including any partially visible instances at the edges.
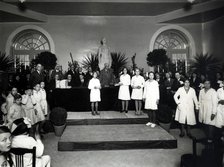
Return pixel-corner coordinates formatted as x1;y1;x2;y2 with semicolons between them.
6;2;187;16
0;0;224;23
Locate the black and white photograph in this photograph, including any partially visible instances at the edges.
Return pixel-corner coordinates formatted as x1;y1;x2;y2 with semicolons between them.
0;0;224;166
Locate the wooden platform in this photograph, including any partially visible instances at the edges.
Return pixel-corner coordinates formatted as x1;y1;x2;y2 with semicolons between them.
67;111;149;125
58;124;177;151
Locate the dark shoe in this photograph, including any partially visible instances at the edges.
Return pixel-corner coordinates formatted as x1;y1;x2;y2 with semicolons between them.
96;111;100;115
120;110;124;113
125;110;128;113
179;131;185;137
92;112;96;116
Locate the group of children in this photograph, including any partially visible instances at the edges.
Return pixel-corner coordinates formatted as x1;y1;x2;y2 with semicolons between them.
0;81;50;167
88;68;160;128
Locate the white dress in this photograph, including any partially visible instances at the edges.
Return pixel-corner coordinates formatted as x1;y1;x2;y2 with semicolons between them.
33;90;45;122
174;87;198;125
22;94;37;125
143;80;159;110
88;78;101;102
118;74;131;100
215;88;224;128
11;135;50;167
40;89;48;116
199;88;217;126
131;75;145;100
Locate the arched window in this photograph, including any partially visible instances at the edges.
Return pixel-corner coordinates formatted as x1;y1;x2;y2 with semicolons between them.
11;29;51;68
153;29;189;64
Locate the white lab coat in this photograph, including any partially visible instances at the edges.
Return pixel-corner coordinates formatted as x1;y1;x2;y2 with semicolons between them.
118;74;131;100
199;88;217;126
215;88;224;128
88;78;101;102
143;80;159;110
174;87;198;125
131;75;145;100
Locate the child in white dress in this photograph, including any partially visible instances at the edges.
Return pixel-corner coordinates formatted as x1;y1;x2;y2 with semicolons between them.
7;93;25;129
117;68;131;113
33;83;45;134
88;72;101;116
40;82;48;117
131;68;145;115
143;72;160;128
22;88;37;125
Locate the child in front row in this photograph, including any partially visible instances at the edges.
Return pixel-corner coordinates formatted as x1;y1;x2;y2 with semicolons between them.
7;93;25;129
88;72;101;116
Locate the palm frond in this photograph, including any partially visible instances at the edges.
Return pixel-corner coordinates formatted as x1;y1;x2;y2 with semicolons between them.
81;53;99;71
0;52;14;72
191;53;222;75
111;52;128;78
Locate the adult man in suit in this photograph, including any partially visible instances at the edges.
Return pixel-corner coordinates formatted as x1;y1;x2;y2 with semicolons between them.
30;63;45;87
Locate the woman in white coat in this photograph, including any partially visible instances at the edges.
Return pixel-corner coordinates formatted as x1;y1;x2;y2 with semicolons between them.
215;84;224;128
117;68;131;113
174;79;198;137
143;72;159;128
199;80;217;140
131;68;145;115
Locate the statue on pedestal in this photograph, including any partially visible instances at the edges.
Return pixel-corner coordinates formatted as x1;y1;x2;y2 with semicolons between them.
98;37;111;71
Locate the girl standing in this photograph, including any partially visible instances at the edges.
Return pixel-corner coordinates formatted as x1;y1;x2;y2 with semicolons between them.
118;68;131;113
143;72;160;128
40;82;48;117
174;79;198;137
22;88;37;125
7;93;25;129
131;68;145;115
88;72;101;116
33;83;45;134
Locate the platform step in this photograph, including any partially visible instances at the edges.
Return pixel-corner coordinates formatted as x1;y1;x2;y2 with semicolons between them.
58;124;177;151
67;111;149;125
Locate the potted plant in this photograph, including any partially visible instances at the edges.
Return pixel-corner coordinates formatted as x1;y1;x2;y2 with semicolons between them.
111;52;128;78
157;104;173;132
50;107;67;136
0;52;15;91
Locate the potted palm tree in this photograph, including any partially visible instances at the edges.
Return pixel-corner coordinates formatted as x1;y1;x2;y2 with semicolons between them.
49;107;67;136
0;52;14;91
111;52;128;78
191;53;222;77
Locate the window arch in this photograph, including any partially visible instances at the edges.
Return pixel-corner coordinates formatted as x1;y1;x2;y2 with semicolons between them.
153;29;189;63
11;29;51;68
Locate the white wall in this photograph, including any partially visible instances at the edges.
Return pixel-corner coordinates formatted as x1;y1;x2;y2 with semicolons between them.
0;16;203;71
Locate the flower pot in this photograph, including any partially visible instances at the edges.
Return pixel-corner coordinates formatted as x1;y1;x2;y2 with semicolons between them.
53;124;66;136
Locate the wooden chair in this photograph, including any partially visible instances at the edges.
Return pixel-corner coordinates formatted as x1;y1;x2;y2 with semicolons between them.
10;147;36;167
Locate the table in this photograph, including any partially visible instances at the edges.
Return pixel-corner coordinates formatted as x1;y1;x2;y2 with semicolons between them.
52;87;135;111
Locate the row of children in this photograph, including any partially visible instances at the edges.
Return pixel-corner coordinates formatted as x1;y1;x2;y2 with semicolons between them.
88;68;159;128
1;82;48;132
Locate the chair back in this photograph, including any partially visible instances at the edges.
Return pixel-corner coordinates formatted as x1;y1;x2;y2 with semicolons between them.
10;147;36;167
